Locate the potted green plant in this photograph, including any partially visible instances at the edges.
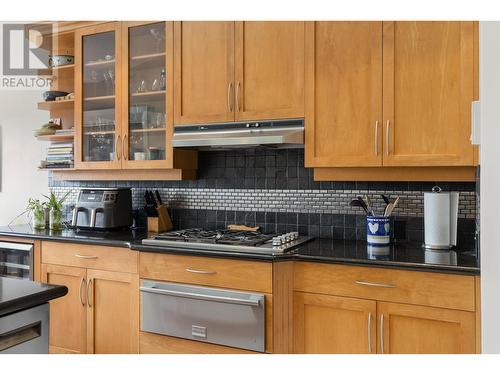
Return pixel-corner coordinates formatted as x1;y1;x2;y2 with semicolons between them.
27;198;47;230
43;191;69;231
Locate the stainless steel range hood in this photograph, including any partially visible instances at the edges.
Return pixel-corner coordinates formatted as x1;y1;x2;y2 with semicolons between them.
172;119;304;149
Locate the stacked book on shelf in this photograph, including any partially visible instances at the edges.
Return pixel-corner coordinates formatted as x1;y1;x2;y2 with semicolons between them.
39;141;74;169
54;128;75;137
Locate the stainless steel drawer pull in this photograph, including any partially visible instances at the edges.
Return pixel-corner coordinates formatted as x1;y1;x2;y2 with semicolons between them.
367;312;372;353
87;279;93;308
380;313;385;354
75;254;98;259
355;280;396;288
374;121;379;156
79;277;86;306
185;268;217;275
385;120;390;155
227;82;233;112
140;286;261;307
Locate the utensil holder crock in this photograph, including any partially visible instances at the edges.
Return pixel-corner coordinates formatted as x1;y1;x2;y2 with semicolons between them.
367;216;391;246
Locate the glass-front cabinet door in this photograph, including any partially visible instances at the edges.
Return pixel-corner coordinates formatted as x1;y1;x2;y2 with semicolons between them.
75;23;122;169
122;22;171;169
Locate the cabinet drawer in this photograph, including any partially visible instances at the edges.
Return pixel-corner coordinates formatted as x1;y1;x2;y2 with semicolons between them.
293;262;475;311
139;253;272;293
41;241;137;274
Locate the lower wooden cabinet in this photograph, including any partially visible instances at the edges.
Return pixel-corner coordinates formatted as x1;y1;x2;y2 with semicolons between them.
293;292;376;354
378;302;475;354
42;262;139;354
86;269;139;354
293;291;476;354
42;264;87;354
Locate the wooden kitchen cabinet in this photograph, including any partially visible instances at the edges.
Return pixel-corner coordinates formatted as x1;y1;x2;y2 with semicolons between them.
377;302;475;354
86;269;139;354
234;21;305;121
293;292;376;354
41;242;139;354
305;21;383;168
75;22;123;170
305;21;477;172
292;262;479;354
383;21;475;166
42;264;87;354
173;21;305;125
173;21;235;125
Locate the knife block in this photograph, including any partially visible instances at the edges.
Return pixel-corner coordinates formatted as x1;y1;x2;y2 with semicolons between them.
147;204;173;233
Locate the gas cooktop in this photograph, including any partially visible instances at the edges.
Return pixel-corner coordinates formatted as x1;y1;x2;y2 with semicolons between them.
142;228;313;254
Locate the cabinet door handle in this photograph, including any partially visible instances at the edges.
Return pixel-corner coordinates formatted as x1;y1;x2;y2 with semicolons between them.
355;280;396;288
185;268;217;275
227;82;233;112
75;254;98;259
79;277;86;306
87;279;93;308
374;121;379;156
367;312;372;353
380;313;385;354
236;82;241;112
123;134;128;160
116;135;121;160
385;120;390;155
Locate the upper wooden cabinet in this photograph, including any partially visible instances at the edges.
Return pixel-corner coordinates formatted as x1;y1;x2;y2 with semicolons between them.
75;23;122;170
173;21;305;125
305;21;476;169
383;21;475;166
305;22;383;167
234;21;305;121
72;22;196;177
174;21;235;125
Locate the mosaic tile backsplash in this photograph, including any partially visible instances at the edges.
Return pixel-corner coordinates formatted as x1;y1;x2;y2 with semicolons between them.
48;148;478;249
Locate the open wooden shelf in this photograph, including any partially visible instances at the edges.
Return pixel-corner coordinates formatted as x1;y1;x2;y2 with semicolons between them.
51;168;196;181
38;167;76;172
37;64;75;76
37;99;74;111
36;133;74;142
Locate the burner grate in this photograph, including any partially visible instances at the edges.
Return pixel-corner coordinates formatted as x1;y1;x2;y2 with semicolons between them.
154;228;274;247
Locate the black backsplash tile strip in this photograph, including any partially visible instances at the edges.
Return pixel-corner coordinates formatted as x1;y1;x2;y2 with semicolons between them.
50;149;477;192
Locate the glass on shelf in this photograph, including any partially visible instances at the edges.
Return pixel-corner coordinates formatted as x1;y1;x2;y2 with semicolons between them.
127;22;167;162
82;31;117;162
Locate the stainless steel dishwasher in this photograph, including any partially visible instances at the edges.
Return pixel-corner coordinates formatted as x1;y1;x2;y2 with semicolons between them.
140;280;266;352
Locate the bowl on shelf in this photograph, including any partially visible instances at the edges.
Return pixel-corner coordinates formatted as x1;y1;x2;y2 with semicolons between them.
42;91;69;102
48;55;74;68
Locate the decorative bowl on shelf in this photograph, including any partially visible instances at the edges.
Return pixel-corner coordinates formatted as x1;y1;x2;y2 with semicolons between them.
42;91;69;102
48;55;74;68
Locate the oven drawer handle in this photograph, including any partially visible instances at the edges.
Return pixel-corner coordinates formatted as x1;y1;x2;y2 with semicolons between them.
185;268;217;275
75;254;98;259
355;280;396;288
139;286;261;307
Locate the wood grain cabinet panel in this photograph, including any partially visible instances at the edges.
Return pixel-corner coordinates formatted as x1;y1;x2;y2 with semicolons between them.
305;21;383;167
378;302;476;354
86;269;139;354
234;21;305;121
293;292;376;354
42;264;87;354
383;21;475;166
173;21;235;124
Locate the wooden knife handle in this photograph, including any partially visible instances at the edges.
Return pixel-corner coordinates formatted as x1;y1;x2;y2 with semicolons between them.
227;224;260;232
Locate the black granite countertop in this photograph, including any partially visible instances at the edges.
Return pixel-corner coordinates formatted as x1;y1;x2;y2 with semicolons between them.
0;277;68;317
0;225;147;248
0;225;479;275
